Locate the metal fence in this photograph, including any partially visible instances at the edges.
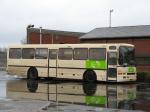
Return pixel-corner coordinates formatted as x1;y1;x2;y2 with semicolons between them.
0;50;7;71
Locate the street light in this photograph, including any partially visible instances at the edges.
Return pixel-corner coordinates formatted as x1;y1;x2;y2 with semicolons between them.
39;27;42;44
109;9;113;27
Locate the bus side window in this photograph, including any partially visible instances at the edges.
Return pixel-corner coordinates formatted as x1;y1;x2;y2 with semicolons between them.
9;48;21;59
89;48;106;60
22;48;35;59
73;48;88;60
35;48;48;59
58;48;72;60
49;49;57;59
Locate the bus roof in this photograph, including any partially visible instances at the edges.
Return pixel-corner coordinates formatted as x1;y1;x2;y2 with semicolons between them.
8;43;134;48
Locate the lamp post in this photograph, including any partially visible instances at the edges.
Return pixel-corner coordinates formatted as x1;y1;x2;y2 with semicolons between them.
109;9;113;27
26;24;34;44
39;27;42;44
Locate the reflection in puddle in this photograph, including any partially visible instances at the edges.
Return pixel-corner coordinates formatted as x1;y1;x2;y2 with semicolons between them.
6;80;149;111
0;81;6;100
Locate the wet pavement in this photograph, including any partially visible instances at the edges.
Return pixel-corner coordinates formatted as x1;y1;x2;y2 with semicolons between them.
0;71;149;112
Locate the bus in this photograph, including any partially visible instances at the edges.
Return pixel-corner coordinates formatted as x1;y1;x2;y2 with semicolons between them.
6;43;136;82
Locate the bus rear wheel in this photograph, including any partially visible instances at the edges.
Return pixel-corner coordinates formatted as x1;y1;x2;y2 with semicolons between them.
83;70;97;82
27;67;38;80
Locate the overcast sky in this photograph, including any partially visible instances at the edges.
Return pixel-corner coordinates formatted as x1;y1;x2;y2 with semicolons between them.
0;0;150;46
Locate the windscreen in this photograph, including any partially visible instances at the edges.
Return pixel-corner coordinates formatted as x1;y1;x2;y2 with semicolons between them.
119;46;135;66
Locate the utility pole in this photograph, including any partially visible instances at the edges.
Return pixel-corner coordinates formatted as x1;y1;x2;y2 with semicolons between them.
109;9;113;27
39;27;42;44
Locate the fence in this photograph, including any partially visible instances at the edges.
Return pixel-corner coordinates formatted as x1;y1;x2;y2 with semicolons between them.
0;50;7;71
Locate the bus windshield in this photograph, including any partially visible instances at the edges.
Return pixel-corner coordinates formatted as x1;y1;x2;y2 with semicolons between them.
119;46;135;66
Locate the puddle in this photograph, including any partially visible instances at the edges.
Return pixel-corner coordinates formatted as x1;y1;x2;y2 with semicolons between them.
0;104;14;110
1;79;149;111
0;71;149;111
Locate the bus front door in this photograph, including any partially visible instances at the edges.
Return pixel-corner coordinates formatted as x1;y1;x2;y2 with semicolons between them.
48;49;58;78
107;52;117;82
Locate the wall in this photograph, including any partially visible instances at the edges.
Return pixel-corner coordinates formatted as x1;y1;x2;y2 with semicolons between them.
28;32;80;44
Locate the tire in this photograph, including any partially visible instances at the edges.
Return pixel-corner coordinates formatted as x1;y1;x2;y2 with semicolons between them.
83;82;97;96
27;79;38;92
83;70;97;82
27;67;38;80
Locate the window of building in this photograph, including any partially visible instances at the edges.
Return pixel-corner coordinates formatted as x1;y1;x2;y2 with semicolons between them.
22;48;35;59
73;48;88;60
49;49;57;59
89;48;106;60
35;48;48;59
58;48;72;60
9;48;21;59
135;57;150;66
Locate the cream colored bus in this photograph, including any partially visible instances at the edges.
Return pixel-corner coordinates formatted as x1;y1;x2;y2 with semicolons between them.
6;44;136;82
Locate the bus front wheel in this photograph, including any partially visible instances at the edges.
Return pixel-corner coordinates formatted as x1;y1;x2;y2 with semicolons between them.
27;67;38;80
83;70;97;82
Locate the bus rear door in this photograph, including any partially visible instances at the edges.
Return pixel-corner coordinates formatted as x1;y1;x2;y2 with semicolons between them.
48;49;58;78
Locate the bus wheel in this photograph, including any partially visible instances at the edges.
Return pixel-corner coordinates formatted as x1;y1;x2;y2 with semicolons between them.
27;67;38;80
83;82;97;96
83;70;97;82
27;79;38;92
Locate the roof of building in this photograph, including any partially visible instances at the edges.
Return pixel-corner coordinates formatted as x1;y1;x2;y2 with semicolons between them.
80;25;150;39
28;28;85;37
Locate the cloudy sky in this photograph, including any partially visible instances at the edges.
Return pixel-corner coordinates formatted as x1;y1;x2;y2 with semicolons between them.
0;0;150;46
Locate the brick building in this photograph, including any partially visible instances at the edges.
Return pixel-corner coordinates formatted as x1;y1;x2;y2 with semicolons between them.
27;28;85;44
80;25;150;72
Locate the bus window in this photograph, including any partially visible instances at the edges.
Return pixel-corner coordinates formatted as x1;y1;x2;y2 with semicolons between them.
74;48;88;60
58;48;72;60
119;46;135;66
89;48;106;60
49;49;57;59
108;52;117;65
22;48;35;59
9;48;21;59
35;48;48;59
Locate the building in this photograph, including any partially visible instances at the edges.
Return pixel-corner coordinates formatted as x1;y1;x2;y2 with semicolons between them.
27;27;85;44
80;25;150;72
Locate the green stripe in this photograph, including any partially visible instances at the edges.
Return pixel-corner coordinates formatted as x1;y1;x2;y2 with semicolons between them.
85;59;107;70
128;67;136;73
127;91;136;100
85;96;107;105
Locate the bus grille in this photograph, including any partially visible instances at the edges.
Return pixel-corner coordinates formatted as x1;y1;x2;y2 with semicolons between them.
127;73;135;75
